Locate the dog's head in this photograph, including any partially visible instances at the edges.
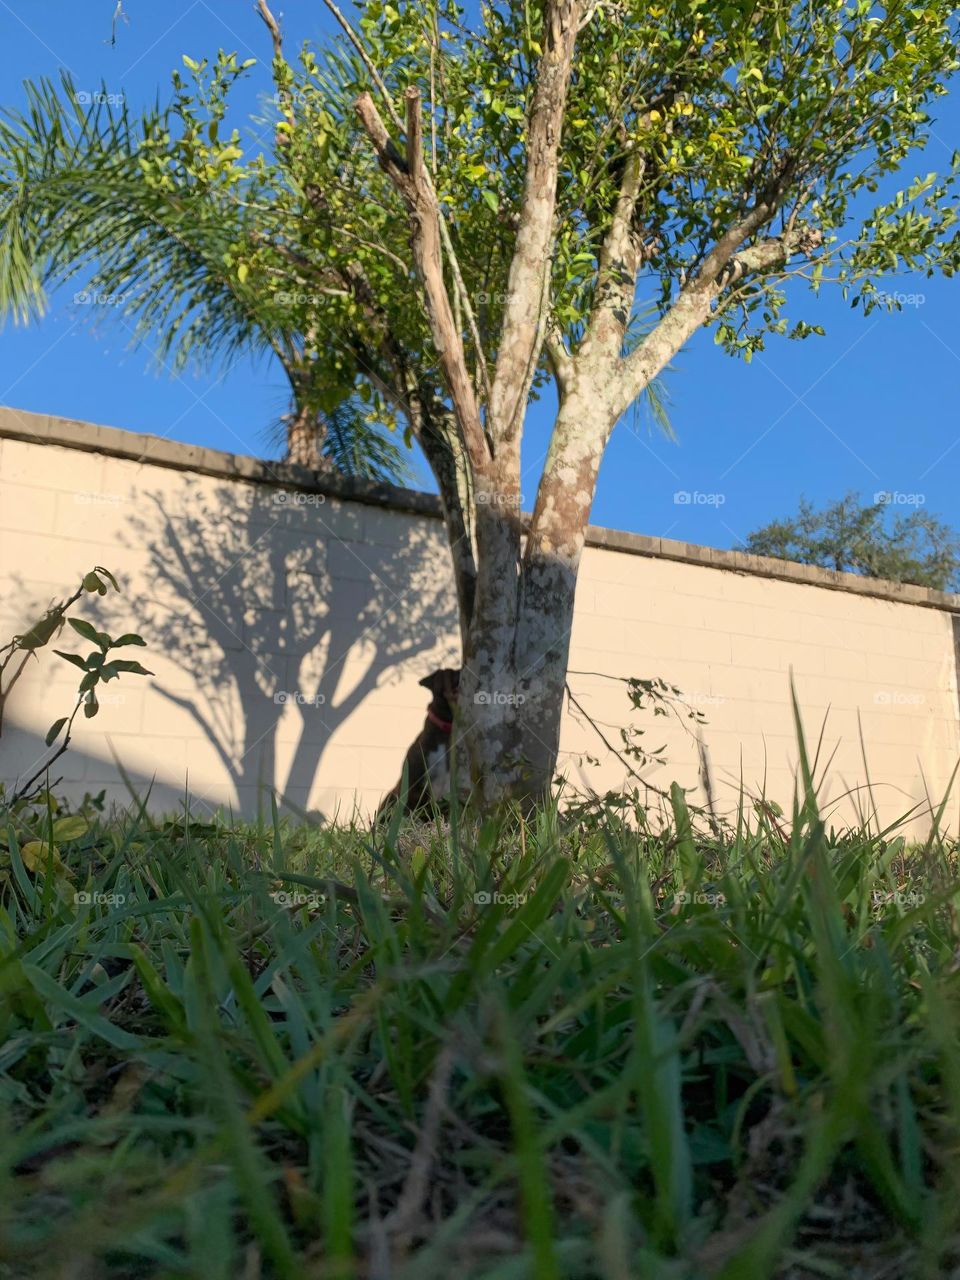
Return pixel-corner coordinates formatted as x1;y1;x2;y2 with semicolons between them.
418;667;460;717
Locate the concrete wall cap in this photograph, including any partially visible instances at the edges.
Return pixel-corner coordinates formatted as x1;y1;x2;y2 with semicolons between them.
3;405;958;615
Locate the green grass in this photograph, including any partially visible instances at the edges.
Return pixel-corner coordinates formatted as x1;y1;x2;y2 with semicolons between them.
1;757;960;1279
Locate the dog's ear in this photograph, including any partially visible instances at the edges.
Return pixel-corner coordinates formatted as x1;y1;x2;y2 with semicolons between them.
418;670;440;692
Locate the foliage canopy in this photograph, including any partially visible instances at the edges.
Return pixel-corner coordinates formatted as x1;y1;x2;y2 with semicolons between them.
745;491;960;590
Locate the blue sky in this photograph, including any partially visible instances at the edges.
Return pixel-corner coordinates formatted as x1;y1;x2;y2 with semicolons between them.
0;1;958;550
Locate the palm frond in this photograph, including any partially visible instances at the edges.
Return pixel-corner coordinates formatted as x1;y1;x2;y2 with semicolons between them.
323;401;414;485
0;71;415;484
622;303;675;441
0;73;264;373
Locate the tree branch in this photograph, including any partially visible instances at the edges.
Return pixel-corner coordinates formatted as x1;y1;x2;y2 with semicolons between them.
489;0;583;447
354;91;410;188
254;0;283;60
324;0;492;410
581;147;647;362
613;221;821;422
355;90;491;477
544;323;574;394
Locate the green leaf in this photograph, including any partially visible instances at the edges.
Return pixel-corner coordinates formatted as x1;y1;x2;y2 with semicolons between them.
68;618;110;649
52;816;88;842
20;841;69;874
22;963;140;1050
103;659;154;677
493;1001;560;1279
481;189;500;214
45;717;68;746
131;947;186;1031
669;783;700;887
111;633;147;647
53;650;87;672
322;1079;354;1267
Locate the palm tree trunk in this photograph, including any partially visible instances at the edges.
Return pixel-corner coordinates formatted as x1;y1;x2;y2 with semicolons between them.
285;407;331;471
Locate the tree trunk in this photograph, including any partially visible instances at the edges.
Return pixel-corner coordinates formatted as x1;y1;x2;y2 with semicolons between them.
457;546;580;807
285;407;331;471
417;403;478;651
456;471;525;801
455;387;612;805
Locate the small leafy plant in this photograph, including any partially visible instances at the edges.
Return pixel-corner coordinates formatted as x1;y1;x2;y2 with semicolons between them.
0;567;151;800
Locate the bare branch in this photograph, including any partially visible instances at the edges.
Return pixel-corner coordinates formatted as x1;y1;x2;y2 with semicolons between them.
695;202;774;290
326;0;493;410
255;0;283;60
614;223;822;420
428;27;439;175
582;147;647;362
355;90;491;476
329;226;411;277
323;0;404;131
107;1;129;47
354;91;410;190
489;0;583;447
722;225;822;284
544;324;574;394
383;1045;457;1240
405;83;425;193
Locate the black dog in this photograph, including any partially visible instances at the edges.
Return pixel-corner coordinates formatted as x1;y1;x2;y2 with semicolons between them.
376;668;460;821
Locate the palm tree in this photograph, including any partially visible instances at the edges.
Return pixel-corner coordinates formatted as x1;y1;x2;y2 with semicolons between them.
0;66;410;480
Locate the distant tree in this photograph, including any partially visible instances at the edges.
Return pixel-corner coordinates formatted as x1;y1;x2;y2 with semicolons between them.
744;492;960;591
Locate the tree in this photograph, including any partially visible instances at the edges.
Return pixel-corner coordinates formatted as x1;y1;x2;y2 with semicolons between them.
0;64;410;480
3;0;959;804
745;492;960;590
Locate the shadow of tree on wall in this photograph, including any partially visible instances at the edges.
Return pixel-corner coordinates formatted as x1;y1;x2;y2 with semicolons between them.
118;480;457;817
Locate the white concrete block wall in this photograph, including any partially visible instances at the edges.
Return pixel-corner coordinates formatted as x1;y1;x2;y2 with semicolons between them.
564;545;960;834
1;409;958;836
